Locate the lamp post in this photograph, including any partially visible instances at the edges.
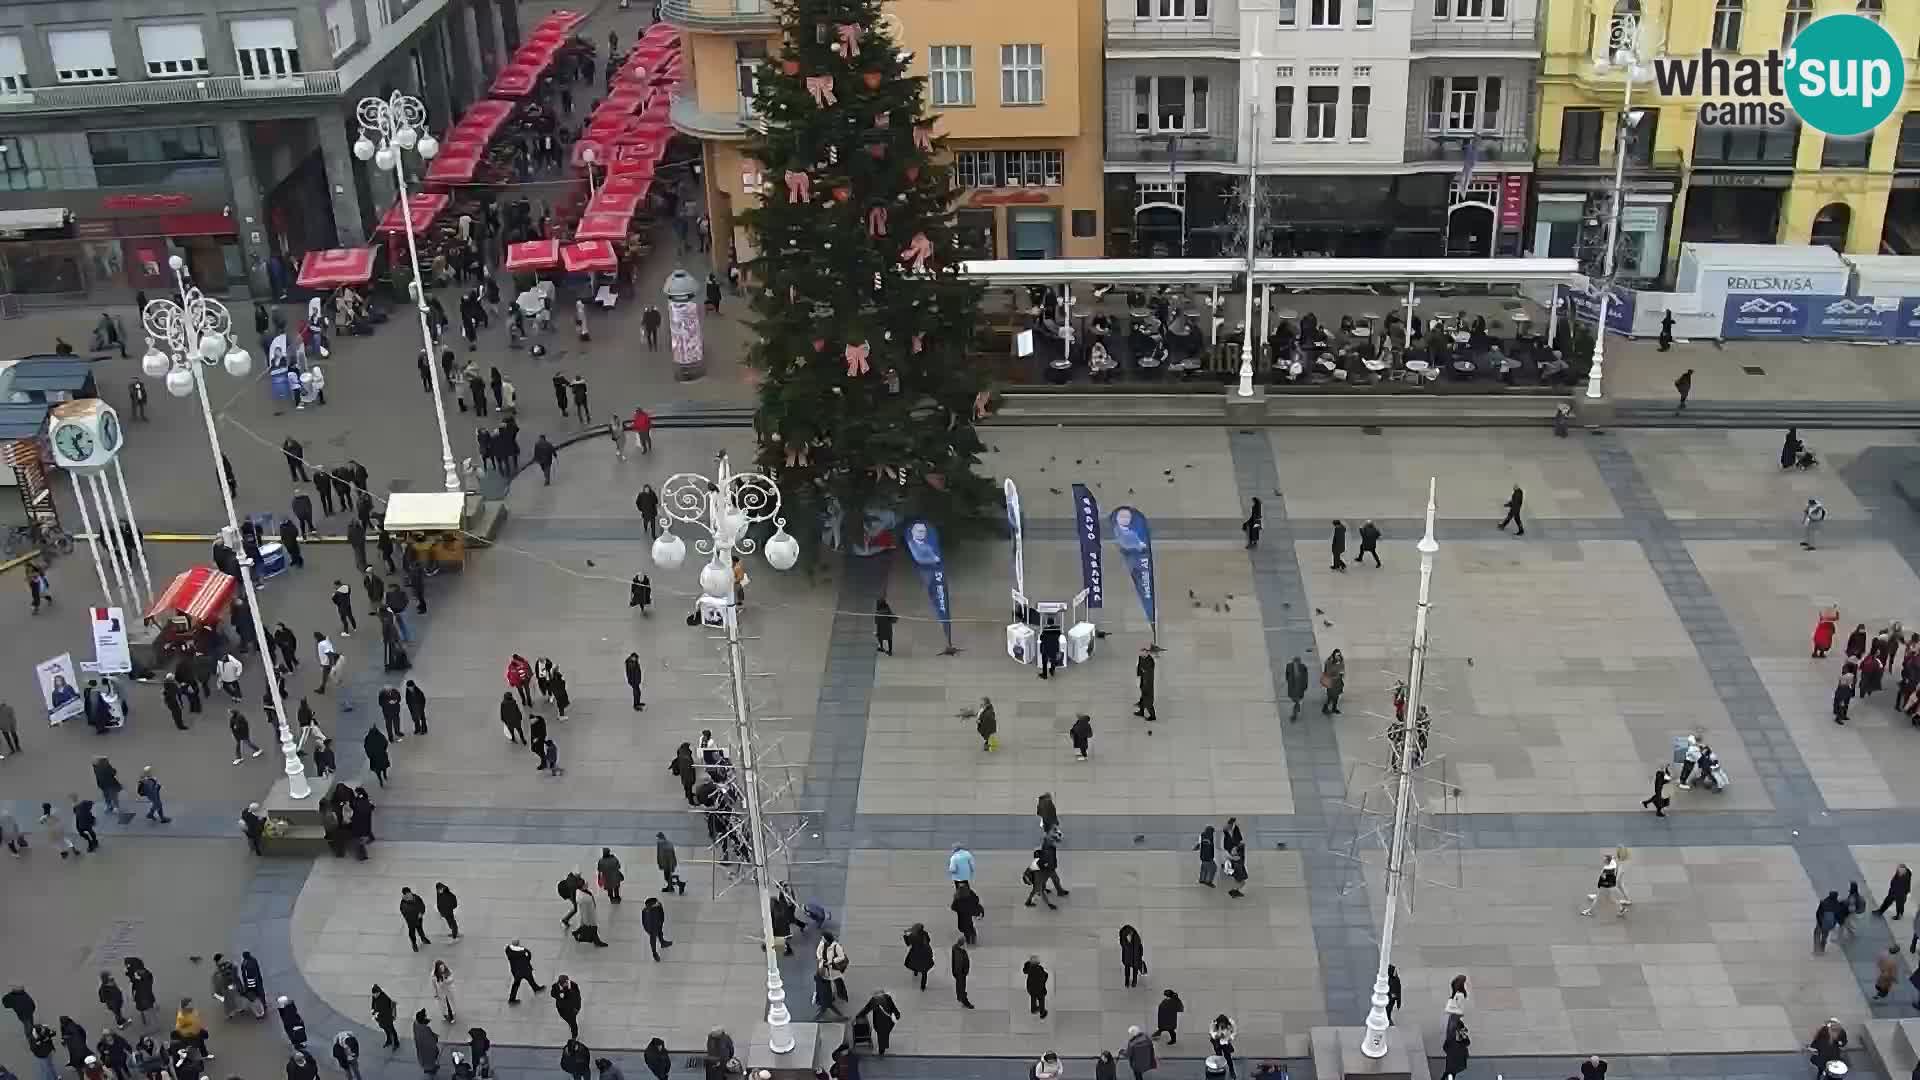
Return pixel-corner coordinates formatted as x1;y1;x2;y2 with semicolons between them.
1358;479;1439;1059
650;450;802;1054
1236;54;1262;399
582;146;599;201
1587;13;1646;401
353;91;460;492
141;257;309;800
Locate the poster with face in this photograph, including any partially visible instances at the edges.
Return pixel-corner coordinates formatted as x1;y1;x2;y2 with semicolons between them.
669;299;703;372
37;653;84;725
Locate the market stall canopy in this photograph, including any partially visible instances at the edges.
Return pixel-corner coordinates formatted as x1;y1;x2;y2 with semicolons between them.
570;139;607;169
0;402;50;441
640;21;676;45
605;143;662;165
452;99;515;143
586;189;645;218
490;62;545;98
424;145;486;183
536;9;589;33
2;355;97;400
599;173;652;198
601;86;648;112
295;247;376;289
560;239;618;273
504;238;563;272
145;565;237;624
585;112;632;142
376;192;451;234
382;491;466;533
606;155;655;180
573;211;637;241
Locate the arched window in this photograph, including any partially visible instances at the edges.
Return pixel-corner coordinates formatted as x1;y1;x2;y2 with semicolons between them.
1609;0;1642;52
1712;0;1743;50
1782;0;1813;45
1811;203;1852;252
1858;0;1884;21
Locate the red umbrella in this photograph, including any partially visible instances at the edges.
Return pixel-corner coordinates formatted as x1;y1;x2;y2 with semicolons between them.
295;247;376;289
424;146;484;184
503;238;563;272
145;566;237;625
376;192;450;234
573;211;635;241
587;190;646;217
453;99;515;142
561;240;619;273
490;62;543;98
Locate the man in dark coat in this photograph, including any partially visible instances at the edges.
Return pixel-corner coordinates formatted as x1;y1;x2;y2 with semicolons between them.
1357;520;1382;567
399;887;431;951
533;436;558;485
1330;520;1347;572
505;940;543;1004
874;598;896;656
1134;647;1156;721
624;653;645;711
1285;656;1309;721
950;941;973;1009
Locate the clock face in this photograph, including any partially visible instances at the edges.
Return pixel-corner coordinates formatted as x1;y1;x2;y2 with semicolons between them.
98;411;121;454
53;423;94;463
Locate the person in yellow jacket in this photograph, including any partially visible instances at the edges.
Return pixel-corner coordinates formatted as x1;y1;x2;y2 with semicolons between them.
171;998;212;1059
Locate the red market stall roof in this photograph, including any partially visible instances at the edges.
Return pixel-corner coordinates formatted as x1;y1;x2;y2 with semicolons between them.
296;247;376;289
614;120;670;148
602;86;647;112
586;189;645;217
452;99;515;142
640;21;676;45
504;238;562;272
605;142;662;165
570;139;606;169
376;192;450;234
599;173;652;198
490;61;544;98
537;9;588;33
561;239;618;273
606;155;656;180
573;211;637;241
424;145;485;184
584;113;631;141
145;565;237;624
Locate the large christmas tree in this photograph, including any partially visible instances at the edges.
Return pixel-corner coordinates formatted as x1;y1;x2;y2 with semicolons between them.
739;0;994;548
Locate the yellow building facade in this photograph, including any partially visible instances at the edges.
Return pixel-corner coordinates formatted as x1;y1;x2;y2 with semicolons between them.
662;0;1105;262
1536;0;1920;282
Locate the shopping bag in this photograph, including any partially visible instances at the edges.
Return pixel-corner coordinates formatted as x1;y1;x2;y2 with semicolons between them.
986;735;999;752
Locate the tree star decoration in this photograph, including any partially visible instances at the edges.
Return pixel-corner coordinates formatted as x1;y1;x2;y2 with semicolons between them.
867;206;888;236
784;170;812;203
806;75;837;107
899;232;933;272
845;341;872;377
836;23;862;56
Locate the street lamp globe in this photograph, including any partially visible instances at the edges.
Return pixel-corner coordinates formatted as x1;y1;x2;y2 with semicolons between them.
353;137;376;162
164;366;195;398
223;346;252;378
375;145;397;172
393;126;418;150
764;525;799;571
199;331;228;361
417;134;439;160
652;530;687;570
141;346;170;378
699;560;732;601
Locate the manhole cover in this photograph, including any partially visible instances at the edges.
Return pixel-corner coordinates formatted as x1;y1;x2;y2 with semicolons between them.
1743;366;1766;376
88;919;144;967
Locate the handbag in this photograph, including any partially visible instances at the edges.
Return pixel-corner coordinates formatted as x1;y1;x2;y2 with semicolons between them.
1319;673;1332;689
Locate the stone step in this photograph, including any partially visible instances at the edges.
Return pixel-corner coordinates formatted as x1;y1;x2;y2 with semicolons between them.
258;823;330;858
1613;401;1920;428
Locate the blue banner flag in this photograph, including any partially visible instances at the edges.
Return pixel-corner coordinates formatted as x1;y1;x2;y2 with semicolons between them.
1071;484;1104;609
904;519;953;649
1109;505;1156;632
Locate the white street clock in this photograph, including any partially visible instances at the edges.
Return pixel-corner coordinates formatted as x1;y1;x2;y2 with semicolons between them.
47;398;123;473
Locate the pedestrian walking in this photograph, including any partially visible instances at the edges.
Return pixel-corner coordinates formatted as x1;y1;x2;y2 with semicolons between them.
435;883;461;939
624;654;645;712
1877;945;1900;999
630;574;652;615
400;887;431;951
951;939;973;1008
951;881;983;945
1441;1017;1470;1080
504;941;544;1004
571;887;608;947
1497;485;1525;535
642;306;661;351
0;698;20;755
364;728;391;787
283;438;307;482
1069;713;1093;760
1580;850;1631;916
1124;1027;1156;1080
560;1044;591;1080
1330;520;1347;571
378;687;404;742
1878;864;1912;918
315;634;341;694
1674;366;1692;409
1834;672;1855;725
331;1033;361;1080
347;518;368;573
370;988;400;1051
1242;498;1262;548
549;977;582;1041
569;376;591;424
656;832;686;893
216;654;243;700
1022;957;1049;1018
643;1041;670;1080
133;766;168;824
277;997;307;1048
412;1012;439;1077
815;932;848;1000
430;962;455;1022
812;971;847;1022
1358;520;1382;567
1321;650;1346;715
1195;825;1217;887
1023;849;1058;910
856;991;901;1056
1154;989;1184;1043
533;436;557;485
1209;1015;1238;1078
1641;767;1672;817
596;848;624;903
975;697;997;751
635;486;660;540
92;756;123;815
1119;925;1147;988
1285;656;1309;721
1036;792;1060;840
28;1022;57;1080
499;693;525;744
405;680;428;734
97;975;127;1030
331;582;357;636
5;985;35;1038
1803;497;1827;550
875;597;896;655
1134;647;1157;721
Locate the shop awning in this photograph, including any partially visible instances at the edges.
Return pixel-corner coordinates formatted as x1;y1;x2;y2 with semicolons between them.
6;356;95;396
536;9;589;34
504;238;562;272
452;99;515;143
529;25;569;45
573;211;636;241
383;491;465;532
295;247;376;288
587;189;645;217
376;192;450;234
490;62;544;98
0;207;69;233
424;146;486;184
561;239;619;273
145;565;237;624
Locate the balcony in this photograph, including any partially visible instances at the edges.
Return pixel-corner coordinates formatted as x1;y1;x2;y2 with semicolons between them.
1409;17;1540;52
1107;16;1238;50
1405;131;1536;164
669;91;758;139
1108;130;1238;165
659;0;780;32
1537;146;1685;172
0;71;344;114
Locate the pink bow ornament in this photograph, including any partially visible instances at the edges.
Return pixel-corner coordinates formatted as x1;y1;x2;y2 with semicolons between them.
845;341;872;377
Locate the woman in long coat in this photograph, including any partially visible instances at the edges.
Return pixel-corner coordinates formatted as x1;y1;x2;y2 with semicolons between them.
363;728;391;787
412;1010;440;1075
1118;925;1146;988
902;923;935;990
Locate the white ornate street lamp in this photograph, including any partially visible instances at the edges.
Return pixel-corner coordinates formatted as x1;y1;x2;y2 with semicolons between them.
141;257;309;800
581;145;599;201
650;450;801;1054
353;91;460;492
1586;13;1648;401
1236;52;1263;399
1359;479;1439;1058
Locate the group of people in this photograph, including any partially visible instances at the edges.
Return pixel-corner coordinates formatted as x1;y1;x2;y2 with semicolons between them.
1813;613;1920;728
6;959;237;1080
501;653;575;775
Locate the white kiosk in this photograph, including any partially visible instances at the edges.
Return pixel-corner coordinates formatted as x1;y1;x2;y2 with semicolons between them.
1006;588;1096;667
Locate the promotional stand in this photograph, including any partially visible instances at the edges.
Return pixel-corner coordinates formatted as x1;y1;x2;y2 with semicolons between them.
1005;588;1095;666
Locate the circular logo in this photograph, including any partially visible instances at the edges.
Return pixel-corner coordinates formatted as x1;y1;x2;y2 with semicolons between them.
1786;14;1906;137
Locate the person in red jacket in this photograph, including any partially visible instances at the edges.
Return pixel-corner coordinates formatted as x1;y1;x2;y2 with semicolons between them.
630;407;652;455
505;655;533;708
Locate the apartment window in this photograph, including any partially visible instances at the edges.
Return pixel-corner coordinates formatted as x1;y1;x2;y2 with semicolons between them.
1481;76;1503;129
952;149;1063;187
1305;85;1338;139
325;0;357;57
1277;0;1297;25
1351;65;1368;78
1273;85;1294;138
1559;107;1603;163
1425;75;1501;132
1440;0;1508;16
49;29;117;83
1350;85;1370;139
1822;134;1871;168
1624;107;1658;165
230;17;301;80
1782;0;1813;45
735;40;765;117
1711;0;1743;50
1899;112;1920;169
1140;75;1206;131
1692;119;1799;165
1000;44;1043;105
1311;0;1342;27
137;23;208;77
0;36;28;95
1308;65;1339;78
87;125;222;187
1857;0;1883;21
929;45;972;106
1138;0;1210;17
1357;0;1374;25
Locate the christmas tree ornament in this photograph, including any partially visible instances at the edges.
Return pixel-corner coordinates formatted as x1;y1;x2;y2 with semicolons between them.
911;333;925;354
805;75;837;106
904;165;920;182
831;184;852;203
862;70;883;90
867;206;889;236
845;341;872;377
812;338;827;351
913;122;934;151
875;112;891;128
836;23;862;54
784;170;813;203
899;232;933;272
867;140;887;160
782;58;801;75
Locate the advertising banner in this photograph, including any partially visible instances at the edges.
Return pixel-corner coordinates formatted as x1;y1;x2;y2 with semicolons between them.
36;653;83;725
1109;506;1156;633
1071;483;1104;609
1004;478;1026;603
91;607;131;675
904;519;953;650
1568;283;1636;335
1722;293;1909;340
1721;293;1809;338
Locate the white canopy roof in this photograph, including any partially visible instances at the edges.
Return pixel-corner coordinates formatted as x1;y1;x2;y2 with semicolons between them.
382;491;465;531
958;257;1582;288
